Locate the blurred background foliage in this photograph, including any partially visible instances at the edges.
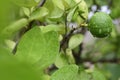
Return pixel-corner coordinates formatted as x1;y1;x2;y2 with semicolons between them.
0;0;120;80
83;0;120;80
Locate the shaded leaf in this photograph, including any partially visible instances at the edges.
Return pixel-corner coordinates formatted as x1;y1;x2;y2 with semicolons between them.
67;6;78;22
2;18;28;38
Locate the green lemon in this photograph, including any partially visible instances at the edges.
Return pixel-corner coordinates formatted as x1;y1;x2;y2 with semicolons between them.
88;12;113;38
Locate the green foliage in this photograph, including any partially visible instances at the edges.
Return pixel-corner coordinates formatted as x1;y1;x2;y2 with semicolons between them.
0;0;119;80
55;52;69;68
11;0;37;8
78;71;90;80
29;7;49;21
91;69;106;80
110;0;120;19
0;47;41;80
2;18;28;38
51;65;79;80
40;24;65;34
68;34;84;49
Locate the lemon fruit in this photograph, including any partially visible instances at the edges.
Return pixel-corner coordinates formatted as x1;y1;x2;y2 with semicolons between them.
88;12;113;38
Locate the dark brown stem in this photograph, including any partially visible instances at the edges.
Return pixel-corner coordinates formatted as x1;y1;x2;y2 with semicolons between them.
108;0;113;9
37;0;46;7
60;28;75;51
72;27;87;64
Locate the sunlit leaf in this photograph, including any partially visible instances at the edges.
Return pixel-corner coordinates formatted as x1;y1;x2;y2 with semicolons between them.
66;48;75;64
44;0;64;21
22;7;30;17
39;24;65;34
51;65;79;80
55;52;69;68
68;34;84;49
29;7;49;21
16;27;59;69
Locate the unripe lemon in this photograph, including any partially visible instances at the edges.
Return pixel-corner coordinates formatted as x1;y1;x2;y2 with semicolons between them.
88;12;113;38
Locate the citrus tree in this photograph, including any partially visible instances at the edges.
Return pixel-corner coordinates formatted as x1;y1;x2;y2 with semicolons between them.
0;0;120;80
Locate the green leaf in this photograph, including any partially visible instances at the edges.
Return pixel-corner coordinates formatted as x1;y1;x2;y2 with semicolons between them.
22;7;30;17
51;65;79;80
11;0;37;7
0;47;41;80
29;7;49;21
39;24;65;34
52;0;64;10
78;71;90;80
34;0;41;3
84;0;93;8
55;52;69;68
5;40;16;52
66;48;75;64
2;18;28;38
92;69;106;80
16;27;59;69
48;6;64;20
0;0;19;32
44;0;64;21
73;0;88;24
67;6;78;22
68;34;84;49
62;0;76;9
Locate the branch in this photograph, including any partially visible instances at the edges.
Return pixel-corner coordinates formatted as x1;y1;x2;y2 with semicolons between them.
37;0;46;7
60;28;75;51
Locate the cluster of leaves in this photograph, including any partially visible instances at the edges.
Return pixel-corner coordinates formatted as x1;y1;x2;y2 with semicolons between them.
0;0;119;80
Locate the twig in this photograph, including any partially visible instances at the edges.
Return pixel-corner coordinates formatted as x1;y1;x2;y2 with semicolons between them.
60;28;75;51
37;0;46;7
72;27;87;64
